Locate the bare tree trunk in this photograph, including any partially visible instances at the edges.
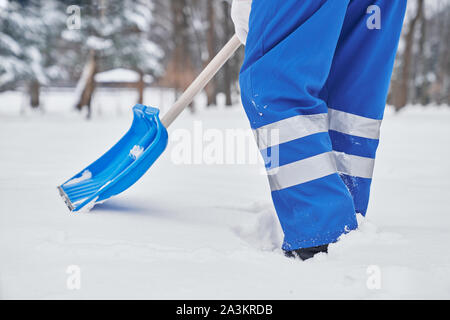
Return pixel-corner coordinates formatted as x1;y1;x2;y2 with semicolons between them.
137;70;144;104
171;0;195;112
435;5;450;105
394;0;424;111
83;71;96;119
416;6;428;105
205;0;217;107
222;0;233;107
171;0;182;95
75;50;97;119
28;80;40;108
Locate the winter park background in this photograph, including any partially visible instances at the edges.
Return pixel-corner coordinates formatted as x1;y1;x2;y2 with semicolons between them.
1;0;450;299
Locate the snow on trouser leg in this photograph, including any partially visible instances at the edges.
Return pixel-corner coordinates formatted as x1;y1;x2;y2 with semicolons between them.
321;0;407;215
240;0;358;250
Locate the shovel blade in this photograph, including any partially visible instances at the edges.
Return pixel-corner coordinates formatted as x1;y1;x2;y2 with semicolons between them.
58;104;168;212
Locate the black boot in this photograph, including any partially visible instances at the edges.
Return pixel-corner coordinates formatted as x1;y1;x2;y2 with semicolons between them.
284;244;329;261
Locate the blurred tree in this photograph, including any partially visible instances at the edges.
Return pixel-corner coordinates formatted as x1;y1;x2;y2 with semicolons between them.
33;1;67;108
161;0;196;93
103;0;163;104
0;0;65;108
205;0;217;106
393;0;424;111
63;0;163;118
156;0;242;110
221;0;235;106
0;1;29;92
432;2;450;104
389;0;449;109
2;0;448;115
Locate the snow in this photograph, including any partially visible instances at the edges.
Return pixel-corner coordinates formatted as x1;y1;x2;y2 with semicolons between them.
0;89;450;299
86;36;113;51
64;170;92;186
0;33;22;56
129;145;144;160
95;68;152;84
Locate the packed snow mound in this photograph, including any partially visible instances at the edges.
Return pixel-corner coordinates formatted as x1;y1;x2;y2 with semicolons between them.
230;202;283;251
95;68;152;83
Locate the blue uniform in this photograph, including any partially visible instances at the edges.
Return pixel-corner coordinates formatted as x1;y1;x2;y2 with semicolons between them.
239;0;407;250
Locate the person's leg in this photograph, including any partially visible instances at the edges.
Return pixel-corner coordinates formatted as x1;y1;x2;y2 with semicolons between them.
322;0;407;215
240;0;357;251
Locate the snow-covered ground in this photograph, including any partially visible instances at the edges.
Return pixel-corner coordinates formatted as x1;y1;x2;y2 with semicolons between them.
1;89;449;299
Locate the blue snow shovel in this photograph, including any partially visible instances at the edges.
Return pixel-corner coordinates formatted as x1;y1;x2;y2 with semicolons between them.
58;35;241;212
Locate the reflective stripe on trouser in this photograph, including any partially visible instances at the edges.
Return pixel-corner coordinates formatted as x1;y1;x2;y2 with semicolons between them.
240;0;406;250
321;0;407;215
328;108;381;215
